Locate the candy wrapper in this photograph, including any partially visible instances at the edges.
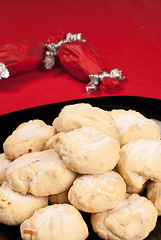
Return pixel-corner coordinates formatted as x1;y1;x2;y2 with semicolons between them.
0;33;124;93
0;40;45;79
44;33;124;93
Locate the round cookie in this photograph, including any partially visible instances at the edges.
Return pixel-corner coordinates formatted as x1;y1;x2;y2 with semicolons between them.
147;181;161;216
52;103;117;137
68;171;126;213
111;109;160;146
91;193;158;240
20;204;89;240
117;139;161;190
49;190;70;204
54;126;120;174
6;149;77;196
3;119;55;160
0;153;11;185
0;181;48;225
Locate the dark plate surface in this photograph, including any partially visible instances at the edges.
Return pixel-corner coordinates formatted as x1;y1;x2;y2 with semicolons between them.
0;96;161;240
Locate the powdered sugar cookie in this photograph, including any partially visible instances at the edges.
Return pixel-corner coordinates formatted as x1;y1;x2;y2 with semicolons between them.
0;181;48;225
52;103;117;137
20;204;89;240
111;109;160;146
117;139;161;191
54;126;120;174
49;190;70;204
91;194;158;240
6;149;76;196
147;181;161;215
68;171;126;213
0;153;11;185
3;119;55;160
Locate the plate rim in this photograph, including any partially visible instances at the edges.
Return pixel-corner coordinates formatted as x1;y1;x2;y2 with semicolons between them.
1;95;161;118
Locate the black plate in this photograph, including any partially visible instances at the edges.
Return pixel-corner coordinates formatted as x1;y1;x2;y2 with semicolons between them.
0;96;161;240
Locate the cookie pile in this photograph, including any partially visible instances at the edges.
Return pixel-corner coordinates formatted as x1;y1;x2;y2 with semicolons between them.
0;103;161;240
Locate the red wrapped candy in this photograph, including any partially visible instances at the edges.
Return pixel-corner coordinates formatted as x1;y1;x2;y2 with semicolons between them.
0;40;45;78
0;32;124;94
44;32;124;93
58;41;103;82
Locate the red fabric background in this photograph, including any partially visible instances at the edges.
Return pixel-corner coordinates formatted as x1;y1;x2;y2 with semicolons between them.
0;0;161;115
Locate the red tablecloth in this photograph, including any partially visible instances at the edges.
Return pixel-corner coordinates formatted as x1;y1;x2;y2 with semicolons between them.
0;0;161;115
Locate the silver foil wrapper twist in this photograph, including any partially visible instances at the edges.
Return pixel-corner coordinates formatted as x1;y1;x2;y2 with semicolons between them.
0;62;10;80
86;69;125;94
43;33;86;70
